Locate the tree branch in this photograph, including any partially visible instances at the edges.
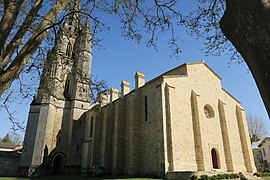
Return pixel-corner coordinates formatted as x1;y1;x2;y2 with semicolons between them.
0;0;44;72
0;0;69;95
0;0;26;56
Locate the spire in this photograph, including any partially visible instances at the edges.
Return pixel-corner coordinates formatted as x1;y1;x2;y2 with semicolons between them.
81;17;92;36
70;0;80;12
64;0;80;33
84;18;90;31
201;58;205;63
80;17;92;44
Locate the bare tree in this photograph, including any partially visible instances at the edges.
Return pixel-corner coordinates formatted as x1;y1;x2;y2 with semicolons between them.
0;0;183;96
0;0;270;130
0;0;183;131
0;0;70;95
247;114;269;145
1;132;23;145
183;0;270;118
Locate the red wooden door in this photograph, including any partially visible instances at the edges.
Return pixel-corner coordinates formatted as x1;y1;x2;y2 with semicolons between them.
211;149;219;169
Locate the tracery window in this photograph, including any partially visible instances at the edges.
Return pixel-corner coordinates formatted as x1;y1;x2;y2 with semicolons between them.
66;42;72;57
204;104;215;119
51;63;57;77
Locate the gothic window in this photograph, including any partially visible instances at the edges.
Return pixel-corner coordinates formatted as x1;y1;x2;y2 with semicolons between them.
145;95;148;121
65;79;70;94
64;79;72;99
263;148;266;156
51;63;57;77
66;42;72;57
204;104;215;119
90;116;94;138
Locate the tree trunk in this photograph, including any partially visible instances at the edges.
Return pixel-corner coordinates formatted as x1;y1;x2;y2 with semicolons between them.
0;0;69;96
220;0;270;118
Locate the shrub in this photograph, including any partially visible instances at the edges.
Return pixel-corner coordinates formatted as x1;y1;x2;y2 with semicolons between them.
199;173;239;180
200;175;209;180
190;175;198;180
254;172;270;177
229;173;239;178
216;174;226;179
209;175;218;180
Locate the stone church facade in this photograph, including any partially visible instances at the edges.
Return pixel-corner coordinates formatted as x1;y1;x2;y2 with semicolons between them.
18;9;256;178
81;62;256;177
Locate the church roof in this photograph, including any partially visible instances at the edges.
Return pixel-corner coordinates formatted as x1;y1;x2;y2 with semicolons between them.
162;62;222;80
0;142;22;152
138;62;221;91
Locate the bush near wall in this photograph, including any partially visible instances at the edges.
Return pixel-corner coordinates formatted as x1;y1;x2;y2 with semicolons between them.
254;172;270;177
191;173;239;180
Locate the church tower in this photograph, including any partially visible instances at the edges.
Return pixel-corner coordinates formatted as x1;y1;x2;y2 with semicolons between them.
18;1;92;176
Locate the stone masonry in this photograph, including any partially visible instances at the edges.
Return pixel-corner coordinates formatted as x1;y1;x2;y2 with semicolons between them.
81;62;256;177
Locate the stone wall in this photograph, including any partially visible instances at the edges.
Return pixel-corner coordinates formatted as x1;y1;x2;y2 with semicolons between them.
82;62;256;177
0;151;21;176
83;78;165;177
162;63;256;173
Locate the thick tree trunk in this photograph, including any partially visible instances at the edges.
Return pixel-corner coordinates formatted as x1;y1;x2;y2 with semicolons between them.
220;0;270;118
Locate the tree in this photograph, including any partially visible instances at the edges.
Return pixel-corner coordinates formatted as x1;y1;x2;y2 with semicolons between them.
0;0;69;95
0;0;182;96
1;133;11;143
0;133;23;145
220;0;270;120
0;0;270;121
0;0;183;130
183;0;270;118
247;114;269;145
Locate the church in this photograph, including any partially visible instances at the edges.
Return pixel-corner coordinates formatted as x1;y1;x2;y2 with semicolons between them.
18;7;256;179
81;62;256;178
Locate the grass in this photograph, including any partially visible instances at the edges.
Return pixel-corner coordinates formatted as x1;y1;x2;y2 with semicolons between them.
0;176;163;180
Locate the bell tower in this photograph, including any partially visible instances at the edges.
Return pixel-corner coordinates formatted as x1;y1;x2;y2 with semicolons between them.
19;0;92;176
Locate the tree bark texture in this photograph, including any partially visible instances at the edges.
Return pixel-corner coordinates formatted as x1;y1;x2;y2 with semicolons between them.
220;0;270;118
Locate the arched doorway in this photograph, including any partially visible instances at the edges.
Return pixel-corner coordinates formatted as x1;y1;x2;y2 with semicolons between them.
53;154;64;174
211;148;219;169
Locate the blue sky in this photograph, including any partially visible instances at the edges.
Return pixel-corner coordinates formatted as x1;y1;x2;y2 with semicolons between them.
0;1;269;139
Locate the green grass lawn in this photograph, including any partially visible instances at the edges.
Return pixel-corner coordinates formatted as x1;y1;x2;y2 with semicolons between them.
0;176;163;180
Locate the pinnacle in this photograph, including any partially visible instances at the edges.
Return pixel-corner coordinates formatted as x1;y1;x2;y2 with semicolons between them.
82;17;91;34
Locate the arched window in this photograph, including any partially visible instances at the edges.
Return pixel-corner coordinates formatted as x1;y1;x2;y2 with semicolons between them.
144;95;148;121
90;116;94;138
211;148;220;169
66;42;72;57
64;78;72;99
51;63;57;77
64;79;70;94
